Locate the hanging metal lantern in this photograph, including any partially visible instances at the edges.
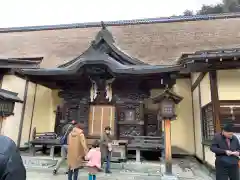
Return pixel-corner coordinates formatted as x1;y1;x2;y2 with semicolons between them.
152;89;183;120
0;89;23;117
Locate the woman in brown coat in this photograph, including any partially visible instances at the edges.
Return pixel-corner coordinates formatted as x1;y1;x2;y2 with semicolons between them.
67;124;88;180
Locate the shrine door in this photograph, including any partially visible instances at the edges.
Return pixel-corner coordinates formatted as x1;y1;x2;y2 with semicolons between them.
88;105;115;136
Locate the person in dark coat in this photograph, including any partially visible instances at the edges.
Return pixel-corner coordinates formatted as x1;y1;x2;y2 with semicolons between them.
0;135;26;180
210;123;240;180
100;126;113;174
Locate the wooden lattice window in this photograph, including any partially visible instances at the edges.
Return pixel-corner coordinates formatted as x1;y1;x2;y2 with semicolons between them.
202;103;215;141
202;101;240;142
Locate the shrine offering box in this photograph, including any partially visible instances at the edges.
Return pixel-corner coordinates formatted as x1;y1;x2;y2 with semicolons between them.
111;140;128;162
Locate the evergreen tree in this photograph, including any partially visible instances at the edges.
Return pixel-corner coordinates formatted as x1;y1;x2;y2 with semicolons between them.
182;0;240;15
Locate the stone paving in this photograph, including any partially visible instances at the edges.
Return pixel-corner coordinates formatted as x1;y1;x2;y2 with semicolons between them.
24;156;214;180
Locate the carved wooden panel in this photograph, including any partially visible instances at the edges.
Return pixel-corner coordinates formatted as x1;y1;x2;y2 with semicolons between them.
144;110;161;136
114;91;146;138
146;125;158;136
117;103;141;121
58;90;90;134
119;125;143;137
114;91;149;102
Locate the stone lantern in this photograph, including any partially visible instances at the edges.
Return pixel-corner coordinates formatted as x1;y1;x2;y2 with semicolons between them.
152;89;183;180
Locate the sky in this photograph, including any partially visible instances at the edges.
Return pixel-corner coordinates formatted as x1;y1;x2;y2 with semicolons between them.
0;0;222;28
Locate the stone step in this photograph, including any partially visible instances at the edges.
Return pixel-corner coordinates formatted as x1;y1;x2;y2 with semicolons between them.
22;156;213;180
22;156;58;168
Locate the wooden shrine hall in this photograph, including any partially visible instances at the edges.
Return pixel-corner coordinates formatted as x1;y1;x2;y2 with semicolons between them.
2;14;240;168
16;25;185;154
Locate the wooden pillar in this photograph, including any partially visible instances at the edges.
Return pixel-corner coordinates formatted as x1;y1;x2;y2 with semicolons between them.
209;71;221;132
164;119;172;174
17;80;29;148
28;84;37;142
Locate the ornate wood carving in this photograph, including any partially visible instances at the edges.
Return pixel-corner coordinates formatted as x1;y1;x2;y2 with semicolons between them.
115;91;148;138
117;103;141;121
144;110;161;136
114;91;149;102
58;90;90;134
119;125;143;137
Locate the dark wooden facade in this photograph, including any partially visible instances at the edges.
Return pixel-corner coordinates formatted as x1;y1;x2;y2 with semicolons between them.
16;26;181;149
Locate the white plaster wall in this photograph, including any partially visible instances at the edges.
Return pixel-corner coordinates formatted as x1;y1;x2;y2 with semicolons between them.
193;88;203;159
1;75;26;143
172;79;195;154
31;85;55;133
145;79;195;155
204;145;215;167
200;73;211;107
20;82;36;147
218;70;240;100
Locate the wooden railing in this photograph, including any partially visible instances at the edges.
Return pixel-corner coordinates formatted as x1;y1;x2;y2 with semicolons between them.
127;136;164;150
31;127;59;145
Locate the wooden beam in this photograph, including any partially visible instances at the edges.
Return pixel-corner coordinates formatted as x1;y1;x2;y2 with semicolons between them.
209;71;221;132
190;77;197;156
28;84;37;142
191;72;206;92
17;80;29;147
198;85;205;162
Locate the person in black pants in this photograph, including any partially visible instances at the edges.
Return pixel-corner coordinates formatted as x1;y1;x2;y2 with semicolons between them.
210;123;240;180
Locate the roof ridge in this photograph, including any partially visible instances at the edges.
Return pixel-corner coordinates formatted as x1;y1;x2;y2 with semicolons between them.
1;13;240;33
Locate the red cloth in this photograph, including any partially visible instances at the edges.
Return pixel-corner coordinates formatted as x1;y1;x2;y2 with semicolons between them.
226;138;231;149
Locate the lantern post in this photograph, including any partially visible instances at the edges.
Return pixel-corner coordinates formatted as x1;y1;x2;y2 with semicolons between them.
152;89;183;180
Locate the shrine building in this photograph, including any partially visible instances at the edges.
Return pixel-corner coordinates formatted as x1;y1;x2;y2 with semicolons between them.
0;13;240;169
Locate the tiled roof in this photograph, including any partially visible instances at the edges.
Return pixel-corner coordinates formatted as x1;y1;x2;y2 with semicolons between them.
0;13;240;33
1;13;240;66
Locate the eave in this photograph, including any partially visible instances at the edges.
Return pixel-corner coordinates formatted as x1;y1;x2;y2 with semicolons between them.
0;89;23;103
0;57;43;69
16;64;181;76
178;48;240;72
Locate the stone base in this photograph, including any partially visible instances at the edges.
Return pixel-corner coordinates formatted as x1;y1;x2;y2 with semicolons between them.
22;156;58;168
161;174;179;180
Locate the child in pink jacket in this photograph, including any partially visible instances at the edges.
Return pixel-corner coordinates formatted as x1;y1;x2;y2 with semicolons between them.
85;140;102;180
